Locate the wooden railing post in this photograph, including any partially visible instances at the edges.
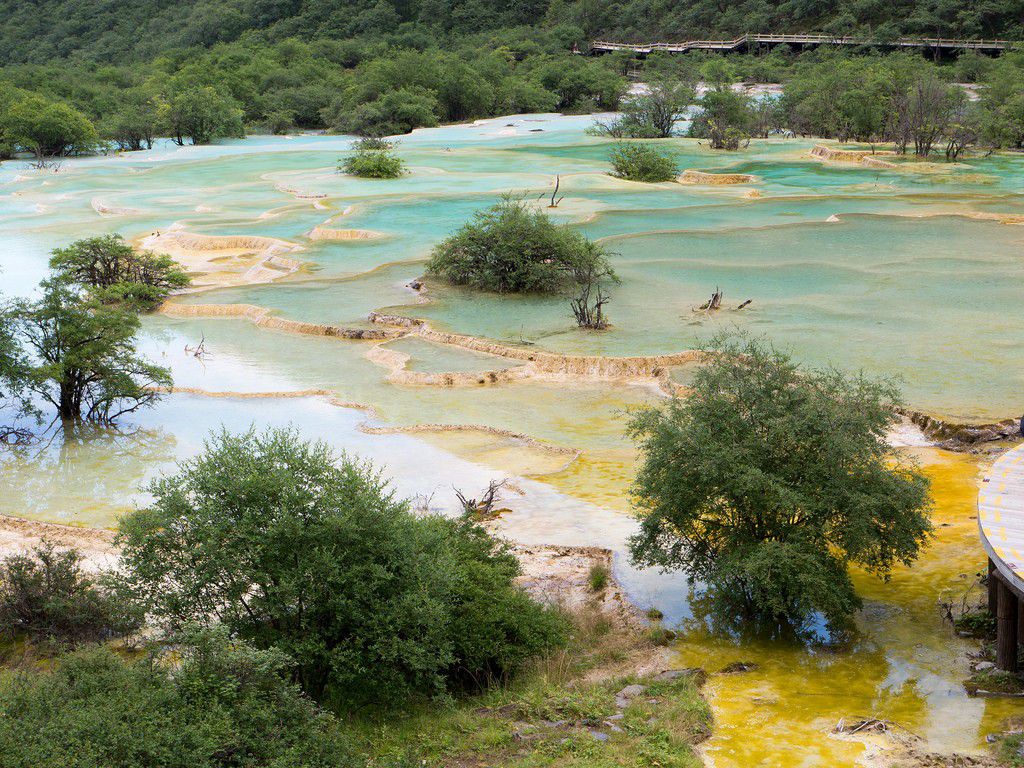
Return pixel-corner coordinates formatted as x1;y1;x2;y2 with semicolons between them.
997;578;1019;671
990;559;1000;615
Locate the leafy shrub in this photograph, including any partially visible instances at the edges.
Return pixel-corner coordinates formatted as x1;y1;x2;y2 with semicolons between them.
0;628;357;768
339;138;406;178
0;541;140;647
426;197;615;294
116;428;567;707
588;563;609;592
49;234;189;310
608;143;678;182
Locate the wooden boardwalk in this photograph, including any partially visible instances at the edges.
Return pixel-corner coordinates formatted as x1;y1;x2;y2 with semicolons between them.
590;34;1013;56
979;442;1024;670
980;443;1024;595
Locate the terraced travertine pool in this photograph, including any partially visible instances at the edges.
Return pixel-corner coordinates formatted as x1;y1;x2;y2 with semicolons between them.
2;114;1023;765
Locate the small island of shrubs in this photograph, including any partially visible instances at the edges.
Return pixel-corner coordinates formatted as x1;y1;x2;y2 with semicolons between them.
608;143;679;183
338;137;406;179
426;197;618;328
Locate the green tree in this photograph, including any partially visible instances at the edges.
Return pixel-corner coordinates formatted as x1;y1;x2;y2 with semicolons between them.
162;86;244;146
627;336;932;635
593;77;694;138
0;630;356;768
4;281;170;423
102;89;161;151
427;197;616;294
0;95;97;159
49;234;189;309
689;86;753;150
325;86;439;137
116;428;566;705
978;55;1024;149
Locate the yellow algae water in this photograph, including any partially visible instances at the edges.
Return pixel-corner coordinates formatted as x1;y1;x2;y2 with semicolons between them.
675;449;1022;766
3;117;1024;763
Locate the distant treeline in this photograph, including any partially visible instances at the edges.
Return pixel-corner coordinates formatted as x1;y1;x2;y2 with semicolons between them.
0;33;625;156
0;0;1021;66
0;15;1022;158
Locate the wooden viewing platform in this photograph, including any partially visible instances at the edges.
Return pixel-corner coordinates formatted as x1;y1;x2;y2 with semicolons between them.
979;443;1024;670
590;34;1014;56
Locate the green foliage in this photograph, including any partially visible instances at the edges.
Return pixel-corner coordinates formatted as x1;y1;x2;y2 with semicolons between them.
0;629;357;768
588;563;609;592
0;541;141;647
0;0;1019;69
115;428;567;706
49;234;189;309
966;669;1024;695
427;197;616;295
0;95;97;158
101;89;161;151
0;0;1020;157
953;609;996;637
781;53;995;157
162;86;244;145
328;87;440;137
627;335;933;636
978;51;1024;149
688;86;753;149
591;78;694;138
608;142;678;182
2;280;170;423
999;731;1024;766
339;138;406;178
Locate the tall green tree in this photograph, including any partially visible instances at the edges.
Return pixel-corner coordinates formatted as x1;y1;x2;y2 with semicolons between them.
628;336;932;636
162;86;244;145
688;86;753;149
4;281;170;423
0;95;97;159
102;89;161;151
592;76;695;138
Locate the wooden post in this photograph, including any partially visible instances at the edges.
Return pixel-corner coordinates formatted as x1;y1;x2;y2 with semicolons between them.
1019;596;1024;647
989;559;1000;615
997;579;1019;671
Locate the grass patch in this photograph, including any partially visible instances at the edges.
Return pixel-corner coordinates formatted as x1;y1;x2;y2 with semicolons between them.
966;670;1024;696
955;609;996;638
347;608;709;767
588;564;609;593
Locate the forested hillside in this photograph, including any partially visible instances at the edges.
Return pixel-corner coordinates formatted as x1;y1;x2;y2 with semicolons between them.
0;0;1022;158
0;0;1021;65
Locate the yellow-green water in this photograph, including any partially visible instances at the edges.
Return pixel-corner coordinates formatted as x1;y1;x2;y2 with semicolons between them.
2;115;1023;763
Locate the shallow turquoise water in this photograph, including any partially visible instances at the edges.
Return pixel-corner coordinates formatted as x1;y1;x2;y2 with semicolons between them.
3;114;1024;765
2;115;1023;514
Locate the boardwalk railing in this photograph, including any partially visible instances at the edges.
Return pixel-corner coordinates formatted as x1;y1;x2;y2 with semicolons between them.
591;34;1014;55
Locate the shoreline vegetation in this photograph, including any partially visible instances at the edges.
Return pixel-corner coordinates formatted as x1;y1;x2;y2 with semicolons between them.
0;483;713;768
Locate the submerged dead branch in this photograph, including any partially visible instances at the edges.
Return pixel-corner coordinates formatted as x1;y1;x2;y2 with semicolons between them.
455;479;508;519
